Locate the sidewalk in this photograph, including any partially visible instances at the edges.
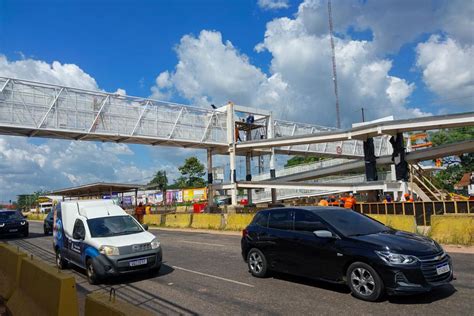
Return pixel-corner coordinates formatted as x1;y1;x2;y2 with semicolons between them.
150;227;474;254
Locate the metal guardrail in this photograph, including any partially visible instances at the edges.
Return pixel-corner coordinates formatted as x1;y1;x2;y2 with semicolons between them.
355;201;473;226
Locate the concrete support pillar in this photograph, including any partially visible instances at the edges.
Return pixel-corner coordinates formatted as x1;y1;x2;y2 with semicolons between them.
226;102;237;206
245;153;252;205
268;113;277;204
207;148;214;207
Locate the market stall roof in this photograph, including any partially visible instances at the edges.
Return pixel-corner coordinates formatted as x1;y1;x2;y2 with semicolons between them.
49;182;144;198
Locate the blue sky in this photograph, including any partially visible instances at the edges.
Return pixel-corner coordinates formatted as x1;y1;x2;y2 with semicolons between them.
0;0;472;201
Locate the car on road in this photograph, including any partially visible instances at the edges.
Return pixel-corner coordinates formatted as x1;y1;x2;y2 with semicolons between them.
241;207;453;301
43;211;54;235
0;210;29;237
53;200;162;284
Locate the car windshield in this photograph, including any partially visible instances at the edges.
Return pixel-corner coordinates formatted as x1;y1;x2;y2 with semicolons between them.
87;216;143;238
0;211;24;221
316;209;390;237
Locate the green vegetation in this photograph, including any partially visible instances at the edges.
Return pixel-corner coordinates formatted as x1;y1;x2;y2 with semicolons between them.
285;156;323;167
162;156;207;189
430;127;474;193
148;170;168;191
16;190;47;211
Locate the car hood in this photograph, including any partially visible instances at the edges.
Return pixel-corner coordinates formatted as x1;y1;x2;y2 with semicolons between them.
0;219;26;225
350;230;441;255
90;231;156;248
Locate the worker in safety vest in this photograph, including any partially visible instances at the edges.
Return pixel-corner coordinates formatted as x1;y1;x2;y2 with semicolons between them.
318;198;329;206
344;193;356;210
403;193;414;202
235;125;242;142
328;195;339;206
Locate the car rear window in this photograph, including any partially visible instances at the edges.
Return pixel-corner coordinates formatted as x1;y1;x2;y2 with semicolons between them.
268;210;293;230
252;212;268;227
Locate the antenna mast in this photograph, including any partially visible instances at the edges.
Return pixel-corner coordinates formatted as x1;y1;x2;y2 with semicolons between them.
327;0;341;129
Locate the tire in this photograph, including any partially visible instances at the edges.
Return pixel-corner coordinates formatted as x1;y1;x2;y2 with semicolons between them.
56;248;68;270
247;248;268;278
346;262;384;302
148;264;161;277
86;258;100;285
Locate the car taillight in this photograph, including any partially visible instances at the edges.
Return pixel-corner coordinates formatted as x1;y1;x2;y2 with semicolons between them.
242;229;248;238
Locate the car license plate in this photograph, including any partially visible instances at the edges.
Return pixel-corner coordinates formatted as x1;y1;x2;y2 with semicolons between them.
9;229;18;232
129;258;147;267
436;263;450;275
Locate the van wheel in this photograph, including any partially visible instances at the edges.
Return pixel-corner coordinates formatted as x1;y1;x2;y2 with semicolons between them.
86;259;99;285
347;262;384;301
56;249;68;270
247;248;268;278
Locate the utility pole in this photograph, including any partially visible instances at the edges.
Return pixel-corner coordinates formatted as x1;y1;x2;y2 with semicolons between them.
361;107;365;122
328;0;341;129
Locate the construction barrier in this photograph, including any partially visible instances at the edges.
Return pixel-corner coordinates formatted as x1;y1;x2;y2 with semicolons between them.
7;256;78;316
143;214;162;226
85;291;154;316
191;214;222;229
357;200;473;226
164;214;192;228
367;214;417;233
26;213;47;221
430;215;474;245
225;214;255;231
0;243;27;301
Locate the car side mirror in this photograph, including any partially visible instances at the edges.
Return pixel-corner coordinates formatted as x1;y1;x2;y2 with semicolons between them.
314;230;335;238
142;224;149;231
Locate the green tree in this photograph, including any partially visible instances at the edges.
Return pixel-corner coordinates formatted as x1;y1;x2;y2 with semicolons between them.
430;127;474;193
177;156;206;188
285;156;322;168
148;170;168;191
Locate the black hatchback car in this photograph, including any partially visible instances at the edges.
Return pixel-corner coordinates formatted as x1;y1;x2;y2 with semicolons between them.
43;211;54;235
241;207;453;301
0;210;29;237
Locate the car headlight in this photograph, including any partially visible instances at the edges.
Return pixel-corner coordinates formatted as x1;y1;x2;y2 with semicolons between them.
150;238;160;249
375;251;418;265
20;221;26;226
0;223;4;227
99;245;120;256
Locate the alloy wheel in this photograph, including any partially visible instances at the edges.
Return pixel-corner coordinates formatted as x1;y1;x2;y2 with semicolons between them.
249;252;263;274
350;267;375;296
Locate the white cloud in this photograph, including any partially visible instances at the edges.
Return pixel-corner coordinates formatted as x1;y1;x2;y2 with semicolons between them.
0;55;98;90
151;9;422;126
416;35;474;110
258;0;290;11
0;55;157;202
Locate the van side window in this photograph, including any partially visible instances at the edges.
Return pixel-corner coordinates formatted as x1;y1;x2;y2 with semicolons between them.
294;211;327;232
252;212;268;227
268;210;293;230
73;219;86;240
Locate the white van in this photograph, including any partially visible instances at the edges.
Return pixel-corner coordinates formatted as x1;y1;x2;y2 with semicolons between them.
53;199;162;284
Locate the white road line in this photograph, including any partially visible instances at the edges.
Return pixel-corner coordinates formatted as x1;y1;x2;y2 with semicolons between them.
172;266;254;288
179;241;225;247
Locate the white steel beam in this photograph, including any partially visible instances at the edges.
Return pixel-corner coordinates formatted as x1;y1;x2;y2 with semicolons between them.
37;88;64;128
236;112;474;150
88;95;110;133
168;108;183;139
131;100;150;135
0;79;10;93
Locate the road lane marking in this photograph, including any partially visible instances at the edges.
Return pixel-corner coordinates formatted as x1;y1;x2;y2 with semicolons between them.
179;241;225;247
172;266;254;288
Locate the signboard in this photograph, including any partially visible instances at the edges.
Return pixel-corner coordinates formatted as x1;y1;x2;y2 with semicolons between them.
213;166;225;181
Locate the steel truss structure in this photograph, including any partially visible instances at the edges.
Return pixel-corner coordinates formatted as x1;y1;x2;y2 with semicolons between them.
0;77;391;158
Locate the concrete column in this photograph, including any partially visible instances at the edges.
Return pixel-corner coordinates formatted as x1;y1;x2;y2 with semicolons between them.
226;102;237;206
268;113;277;204
207;148;214;207
245;153;252;205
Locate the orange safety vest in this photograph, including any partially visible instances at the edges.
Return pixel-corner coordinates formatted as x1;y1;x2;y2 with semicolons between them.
344;197;356;209
318;199;328;206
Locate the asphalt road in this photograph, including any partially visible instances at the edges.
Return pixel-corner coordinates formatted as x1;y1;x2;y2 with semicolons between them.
4;222;474;316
